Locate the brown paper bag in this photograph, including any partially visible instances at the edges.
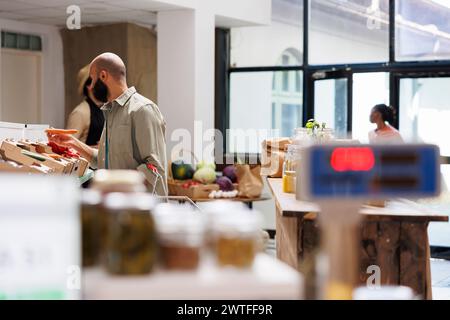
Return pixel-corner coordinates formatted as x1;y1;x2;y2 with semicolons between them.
260;138;291;178
236;164;264;198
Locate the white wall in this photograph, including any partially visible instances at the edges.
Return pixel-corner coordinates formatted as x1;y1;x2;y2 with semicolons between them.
0;19;64;128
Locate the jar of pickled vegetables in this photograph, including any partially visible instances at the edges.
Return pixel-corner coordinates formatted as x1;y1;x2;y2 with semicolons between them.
282;144;302;194
103;192;158;275
80;190;102;267
154;203;205;270
90;170;147;264
213;210;261;268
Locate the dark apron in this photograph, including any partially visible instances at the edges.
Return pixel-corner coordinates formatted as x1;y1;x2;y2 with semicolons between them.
85;98;105;146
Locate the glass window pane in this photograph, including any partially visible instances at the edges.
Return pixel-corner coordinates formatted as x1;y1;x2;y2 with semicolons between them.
396;0;450;61
229;71;303;153
4;32;17;49
399;77;450;156
230;0;303;67
352;72;390;143
17;34;30;50
314;78;347;137
30;36;42;51
309;0;389;65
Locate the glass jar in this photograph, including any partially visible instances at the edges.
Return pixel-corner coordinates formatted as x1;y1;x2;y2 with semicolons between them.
292;128;313;146
103;192;158;275
316;128;335;143
282;144;302;194
201;201;249;250
154;203;205;271
213;210;261;268
90;169;147;264
80;190;102;267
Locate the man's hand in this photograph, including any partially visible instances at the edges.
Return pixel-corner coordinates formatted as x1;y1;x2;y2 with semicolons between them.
47;132;79;149
47;132;95;162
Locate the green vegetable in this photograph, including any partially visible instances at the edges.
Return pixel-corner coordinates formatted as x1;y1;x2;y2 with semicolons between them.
171;160;194;180
193;167;217;184
196;160;216;171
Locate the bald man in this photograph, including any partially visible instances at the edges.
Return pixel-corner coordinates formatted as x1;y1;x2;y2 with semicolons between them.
49;52;167;195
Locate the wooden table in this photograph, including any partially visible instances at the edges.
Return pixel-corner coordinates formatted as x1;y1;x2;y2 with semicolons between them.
267;178;449;299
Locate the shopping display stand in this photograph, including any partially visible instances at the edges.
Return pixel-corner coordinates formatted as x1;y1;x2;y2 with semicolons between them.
297;144;441;299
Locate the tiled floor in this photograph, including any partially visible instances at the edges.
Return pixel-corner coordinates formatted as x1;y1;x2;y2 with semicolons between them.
266;239;450;300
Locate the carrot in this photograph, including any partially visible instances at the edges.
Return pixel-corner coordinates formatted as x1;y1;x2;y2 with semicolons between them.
45;153;64;160
45;128;78;135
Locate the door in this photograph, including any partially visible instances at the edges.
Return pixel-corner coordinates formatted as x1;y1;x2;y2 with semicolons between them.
1;48;42;123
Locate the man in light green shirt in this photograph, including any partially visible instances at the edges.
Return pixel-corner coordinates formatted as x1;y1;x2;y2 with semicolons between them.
48;52;167;195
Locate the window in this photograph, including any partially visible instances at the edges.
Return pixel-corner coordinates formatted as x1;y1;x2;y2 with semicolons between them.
230;0;303;67
396;0;450;61
229;71;303;153
399;77;450;156
309;0;389;65
352;72;390;143
1;31;42;51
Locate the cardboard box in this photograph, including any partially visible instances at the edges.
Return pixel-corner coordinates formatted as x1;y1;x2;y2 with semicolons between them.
20;140;76;174
0;160;48;174
76;157;89;177
0;141;54;174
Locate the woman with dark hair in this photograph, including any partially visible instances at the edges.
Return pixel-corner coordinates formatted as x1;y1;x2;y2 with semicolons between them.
368;104;403;144
66;64;105;146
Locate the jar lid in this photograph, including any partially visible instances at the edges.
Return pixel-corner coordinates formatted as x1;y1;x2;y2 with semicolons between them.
91;169;146;192
213;209;262;234
81;189;102;206
154;203;205;234
104;192;157;211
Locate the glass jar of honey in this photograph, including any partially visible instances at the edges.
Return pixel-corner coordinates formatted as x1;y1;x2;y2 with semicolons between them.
103;192;158;275
212;210;261;268
282;144;302;194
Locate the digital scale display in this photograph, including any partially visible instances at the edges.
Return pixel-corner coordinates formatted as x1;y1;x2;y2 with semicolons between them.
305;144;440;199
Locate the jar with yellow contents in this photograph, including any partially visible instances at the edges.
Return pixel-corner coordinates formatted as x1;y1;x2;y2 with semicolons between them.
213;210;261;268
282;144;302;194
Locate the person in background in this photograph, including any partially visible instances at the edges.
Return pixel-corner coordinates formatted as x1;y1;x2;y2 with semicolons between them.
48;52;168;195
368;104;403;144
66;64;105;146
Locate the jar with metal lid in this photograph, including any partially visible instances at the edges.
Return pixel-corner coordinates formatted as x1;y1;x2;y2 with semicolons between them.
80;190;102;267
282;144;302;194
154;203;205;270
213;210;261;268
103;192;158;275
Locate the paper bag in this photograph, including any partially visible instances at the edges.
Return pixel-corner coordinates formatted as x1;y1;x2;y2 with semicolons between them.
236;164;263;198
260;138;291;178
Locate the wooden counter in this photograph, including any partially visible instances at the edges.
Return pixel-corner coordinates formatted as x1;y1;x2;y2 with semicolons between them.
267;178;449;299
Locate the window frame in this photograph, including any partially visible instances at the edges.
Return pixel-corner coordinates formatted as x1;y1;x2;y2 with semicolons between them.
217;0;450;163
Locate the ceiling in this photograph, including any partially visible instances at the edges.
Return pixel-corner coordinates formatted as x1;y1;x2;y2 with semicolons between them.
0;0;181;27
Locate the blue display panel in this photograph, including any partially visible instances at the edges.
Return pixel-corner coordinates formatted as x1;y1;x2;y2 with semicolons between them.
308;144;440;199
